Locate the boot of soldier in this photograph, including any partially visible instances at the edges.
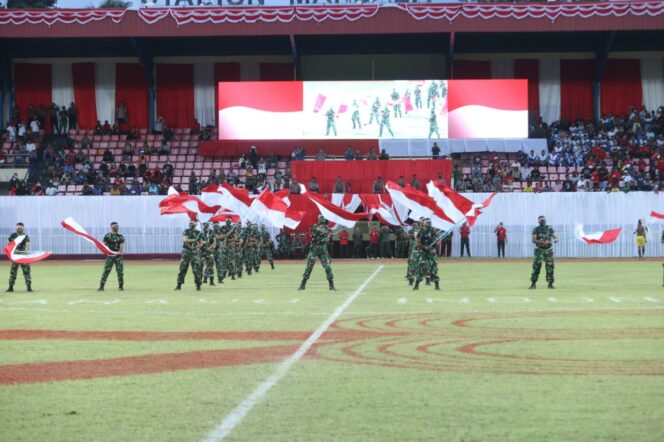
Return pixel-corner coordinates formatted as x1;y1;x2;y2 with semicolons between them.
119;282;124;291
196;283;201;291
547;281;554;289
434;281;440;291
6;285;14;293
26;283;33;293
328;279;336;291
231;274;236;280
238;272;242;279
217;278;223;284
408;278;413;286
529;281;536;289
255;267;259;273
97;284;104;292
174;283;181;291
247;268;252;275
425;278;431;286
412;280;420;291
209;277;215;286
270;262;274;270
298;280;307;291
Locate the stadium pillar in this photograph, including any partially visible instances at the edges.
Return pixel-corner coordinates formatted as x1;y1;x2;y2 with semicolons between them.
447;32;455;79
289;34;301;81
131;38;155;132
593;31;616;124
0;57;11;131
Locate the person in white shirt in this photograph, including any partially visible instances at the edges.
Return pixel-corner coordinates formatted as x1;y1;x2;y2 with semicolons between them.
30;118;40;133
25;141;36;153
7;125;16;142
45;184;58;196
17;122;26;139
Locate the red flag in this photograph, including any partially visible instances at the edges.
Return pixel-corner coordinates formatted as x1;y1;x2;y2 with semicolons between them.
385;181;455;230
575;225;622;244
250;190;304;229
61;217;120;256
650;211;664;220
313;94;327;113
337;104;348;114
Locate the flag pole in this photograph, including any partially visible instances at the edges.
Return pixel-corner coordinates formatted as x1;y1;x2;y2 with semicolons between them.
428;218;466;248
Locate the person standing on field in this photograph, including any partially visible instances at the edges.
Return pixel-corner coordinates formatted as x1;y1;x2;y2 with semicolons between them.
98;222;125;291
6;222;32;292
495;222;507;258
530;215;558;289
460;222;471;257
634;219;649;259
298;215;335;291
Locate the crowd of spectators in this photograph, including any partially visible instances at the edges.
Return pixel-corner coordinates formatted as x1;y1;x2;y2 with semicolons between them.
3;102;663;196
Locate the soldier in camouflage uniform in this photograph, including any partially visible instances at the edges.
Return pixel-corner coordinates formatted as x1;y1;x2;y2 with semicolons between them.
325;107;337;136
201;223;217;286
428;108;440;139
240;221;260;275
98;222;125;291
175;220;204;291
216;219;233;282
406;222;420;285
225;224;241;280
414;85;422;109
351;100;361;129
298;215;336;291
369;97;380;125
379;106;394;138
394;226;408;259
412;219;440;291
530;216;558;289
391;89;402;118
259;225;275;270
212;222;224;284
276;230;292;259
6;222;32;292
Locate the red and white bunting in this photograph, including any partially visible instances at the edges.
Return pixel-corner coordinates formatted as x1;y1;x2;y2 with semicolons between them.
574;224;622;245
60;217;120;256
0;8;126;26
3;235;52;265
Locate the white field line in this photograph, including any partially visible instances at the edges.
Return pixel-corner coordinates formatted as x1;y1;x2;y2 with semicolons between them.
202;265;385;442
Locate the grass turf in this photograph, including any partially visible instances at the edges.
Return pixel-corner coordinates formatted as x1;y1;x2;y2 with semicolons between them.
0;259;663;441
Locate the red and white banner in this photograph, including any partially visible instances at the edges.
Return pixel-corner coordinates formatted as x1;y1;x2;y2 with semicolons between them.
161;187;221;222
649;211;664;220
60;217;120;256
306;192;368;228
3;236;52;265
385;181;455;230
250;190;304;230
574;224;622;245
203;183;260;223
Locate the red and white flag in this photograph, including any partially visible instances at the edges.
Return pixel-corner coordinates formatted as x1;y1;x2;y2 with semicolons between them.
202;184;258;223
427;181;497;227
649;211;664;220
160;187;221;222
3;235;52;264
331;193;362;213
574;224;622;245
360;194;402;226
306;192;368;228
250;190;304;230
385;181;455;230
60;217;120;256
209;211;240;223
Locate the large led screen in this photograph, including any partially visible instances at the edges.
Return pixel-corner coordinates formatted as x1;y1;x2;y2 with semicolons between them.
217;79;527;140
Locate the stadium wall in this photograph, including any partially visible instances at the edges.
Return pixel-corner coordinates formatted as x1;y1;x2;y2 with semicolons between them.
1;193;662;258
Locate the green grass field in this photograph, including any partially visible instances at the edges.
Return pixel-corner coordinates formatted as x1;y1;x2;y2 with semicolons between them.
1;259;663;442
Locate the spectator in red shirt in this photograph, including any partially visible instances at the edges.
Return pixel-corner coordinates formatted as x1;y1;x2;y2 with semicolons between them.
460;222;471;257
338;229;350;259
495;222;507;258
368;226;380;259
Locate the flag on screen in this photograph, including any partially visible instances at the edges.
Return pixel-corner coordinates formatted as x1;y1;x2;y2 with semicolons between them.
337;104;348;114
313;94;327;113
3;235;52;264
60;217;120;256
574;224;622;245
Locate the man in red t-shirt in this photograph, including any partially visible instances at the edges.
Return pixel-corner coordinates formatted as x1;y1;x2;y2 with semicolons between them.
368;226;380;259
495;222;507;258
460;222;471;257
338;229;350;259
